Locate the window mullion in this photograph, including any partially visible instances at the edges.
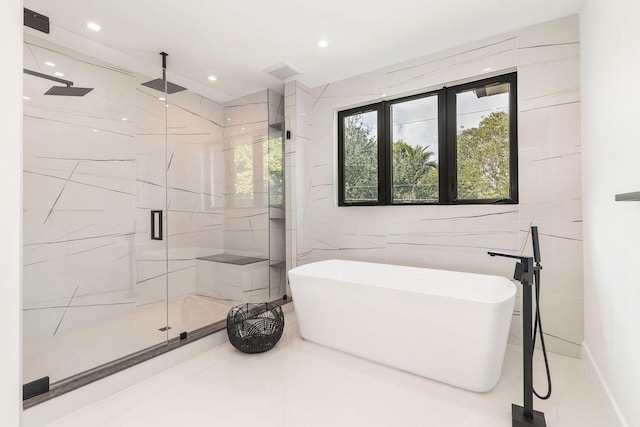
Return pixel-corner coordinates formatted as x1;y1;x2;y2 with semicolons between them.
438;88;449;204
337;110;346;205
444;86;458;204
382;102;392;205
509;73;519;204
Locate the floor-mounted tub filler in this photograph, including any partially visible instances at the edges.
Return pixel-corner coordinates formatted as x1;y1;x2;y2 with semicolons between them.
288;259;516;393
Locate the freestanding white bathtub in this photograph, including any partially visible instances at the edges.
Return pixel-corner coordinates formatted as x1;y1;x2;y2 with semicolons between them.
288;259;516;392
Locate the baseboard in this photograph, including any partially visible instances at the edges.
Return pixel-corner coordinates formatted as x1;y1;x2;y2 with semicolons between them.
581;342;630;427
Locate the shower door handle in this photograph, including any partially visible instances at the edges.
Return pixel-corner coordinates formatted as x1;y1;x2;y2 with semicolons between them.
151;210;163;240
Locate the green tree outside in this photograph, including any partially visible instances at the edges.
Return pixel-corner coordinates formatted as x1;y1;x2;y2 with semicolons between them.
265;136;284;206
343;114;378;202
342;109;509;203
234;143;253;207
456;110;510;200
392;141;438;203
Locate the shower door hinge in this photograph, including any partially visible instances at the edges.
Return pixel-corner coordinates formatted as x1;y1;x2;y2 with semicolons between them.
23;376;50;401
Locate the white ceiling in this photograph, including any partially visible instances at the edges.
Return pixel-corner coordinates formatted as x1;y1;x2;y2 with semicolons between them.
23;0;583;104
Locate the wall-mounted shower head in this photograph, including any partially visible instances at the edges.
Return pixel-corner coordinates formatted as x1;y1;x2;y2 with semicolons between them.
44;86;93;96
23;68;94;97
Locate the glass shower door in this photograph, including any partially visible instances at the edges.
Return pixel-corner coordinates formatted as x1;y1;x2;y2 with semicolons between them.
22;35;171;390
163;70;230;337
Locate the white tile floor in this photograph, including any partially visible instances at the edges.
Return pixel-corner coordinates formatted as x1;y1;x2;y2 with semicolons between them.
44;312;610;427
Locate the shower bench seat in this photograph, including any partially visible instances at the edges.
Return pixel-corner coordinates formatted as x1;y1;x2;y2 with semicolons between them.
195;254;269;306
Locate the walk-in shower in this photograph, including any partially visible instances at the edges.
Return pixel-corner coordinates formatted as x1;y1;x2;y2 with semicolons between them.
22;31;286;405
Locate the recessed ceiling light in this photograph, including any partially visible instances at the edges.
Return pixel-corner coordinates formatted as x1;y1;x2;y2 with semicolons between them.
45;61;55;67
208;75;217;81
87;22;101;32
92;129;99;133
158;97;166;101
483;67;493;72
23;96;31;100
226;118;231;121
54;72;64;77
317;40;329;48
122;117;128;121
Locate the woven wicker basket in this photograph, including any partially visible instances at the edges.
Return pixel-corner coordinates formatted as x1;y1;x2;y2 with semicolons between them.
226;303;284;354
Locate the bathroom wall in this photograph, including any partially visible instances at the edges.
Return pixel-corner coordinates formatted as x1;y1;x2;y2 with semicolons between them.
292;15;582;357
284;81;313;274
22;35;225;345
0;1;22;423
582;0;640;425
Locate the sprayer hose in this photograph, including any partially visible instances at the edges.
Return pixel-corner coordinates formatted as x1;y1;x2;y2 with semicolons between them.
532;267;552;400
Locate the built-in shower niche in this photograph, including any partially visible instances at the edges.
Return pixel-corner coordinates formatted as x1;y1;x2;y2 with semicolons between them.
267;109;287;299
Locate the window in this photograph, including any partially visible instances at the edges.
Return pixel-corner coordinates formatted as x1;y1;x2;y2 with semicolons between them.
338;72;518;206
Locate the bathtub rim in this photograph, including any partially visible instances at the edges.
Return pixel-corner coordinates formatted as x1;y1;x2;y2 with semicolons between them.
288;259;517;305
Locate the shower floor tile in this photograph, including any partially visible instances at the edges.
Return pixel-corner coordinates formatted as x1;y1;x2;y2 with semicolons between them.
42;313;610;427
23;295;231;384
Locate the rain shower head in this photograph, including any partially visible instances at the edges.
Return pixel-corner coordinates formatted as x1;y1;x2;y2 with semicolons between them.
44;86;94;96
141;78;187;94
140;52;187;94
23;68;94;97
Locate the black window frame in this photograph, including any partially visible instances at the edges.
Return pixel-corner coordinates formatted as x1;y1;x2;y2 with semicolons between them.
337;103;385;206
338;72;518;206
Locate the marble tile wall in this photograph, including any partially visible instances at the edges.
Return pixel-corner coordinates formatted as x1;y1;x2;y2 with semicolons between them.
284;82;297;274
288;15;582;357
284;81;314;280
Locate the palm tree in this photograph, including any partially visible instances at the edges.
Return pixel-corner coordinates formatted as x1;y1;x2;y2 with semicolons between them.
393;141;437;201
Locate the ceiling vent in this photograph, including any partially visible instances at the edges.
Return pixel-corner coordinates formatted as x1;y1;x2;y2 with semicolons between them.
264;61;301;81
